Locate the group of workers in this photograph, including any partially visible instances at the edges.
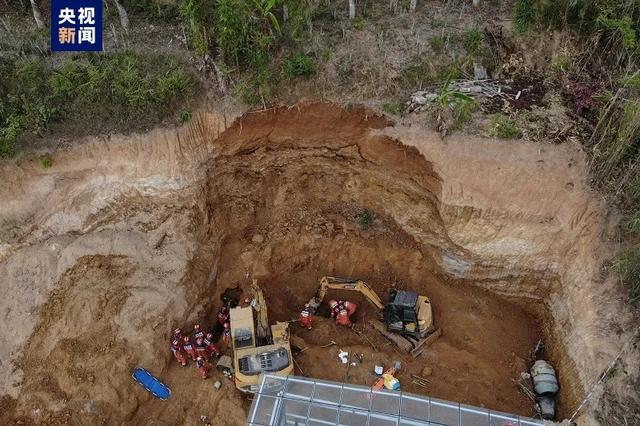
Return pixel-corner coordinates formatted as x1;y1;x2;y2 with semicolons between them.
298;299;357;330
170;307;232;379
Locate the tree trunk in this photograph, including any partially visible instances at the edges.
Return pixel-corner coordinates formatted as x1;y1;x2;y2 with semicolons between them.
472;0;480;7
348;0;356;20
409;0;417;12
30;0;45;29
112;0;130;30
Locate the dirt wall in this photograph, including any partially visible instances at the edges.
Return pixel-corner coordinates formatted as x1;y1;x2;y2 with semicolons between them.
0;102;635;424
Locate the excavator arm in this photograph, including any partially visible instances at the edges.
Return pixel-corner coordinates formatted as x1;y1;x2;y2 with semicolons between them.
309;276;385;311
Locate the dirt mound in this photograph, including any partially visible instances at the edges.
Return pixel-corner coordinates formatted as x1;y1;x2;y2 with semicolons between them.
0;102;635;424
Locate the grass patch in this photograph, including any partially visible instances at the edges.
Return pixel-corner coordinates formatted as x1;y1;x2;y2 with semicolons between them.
430;35;446;53
0;52;193;158
490;114;522;139
382;101;406;117
282;53;316;79
463;26;484;54
513;0;536;34
612;246;640;304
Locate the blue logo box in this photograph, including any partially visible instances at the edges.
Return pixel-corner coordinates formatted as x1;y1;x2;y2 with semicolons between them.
51;0;103;52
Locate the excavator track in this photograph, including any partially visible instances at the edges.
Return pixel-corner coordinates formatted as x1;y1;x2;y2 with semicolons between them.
369;320;441;357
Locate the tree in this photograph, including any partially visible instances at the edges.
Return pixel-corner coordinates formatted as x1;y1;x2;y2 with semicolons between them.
349;0;355;19
30;0;45;29
112;0;130;30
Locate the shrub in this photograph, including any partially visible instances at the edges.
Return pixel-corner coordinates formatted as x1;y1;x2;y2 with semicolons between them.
354;16;365;31
490;114;522;139
40;156;53;168
0;53;193;158
282;53;315;78
180;110;192;123
513;0;536;34
359;209;373;229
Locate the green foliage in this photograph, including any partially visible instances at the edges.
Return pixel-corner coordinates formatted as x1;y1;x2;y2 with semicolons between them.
430;35;445;53
490;114;522;139
282;53;315;78
359;209;373;229
438;73;477;128
513;0;536;34
40;156;53;168
124;0;179;18
596;14;637;50
179;0;216;56
612;246;640;304
180;109;192;123
354;16;365;31
621;72;640;89
382;101;406;117
0;53;193;158
463;26;484;54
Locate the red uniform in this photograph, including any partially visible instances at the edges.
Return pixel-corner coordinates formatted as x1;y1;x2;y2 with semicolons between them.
299;306;313;330
193;324;205;341
217;308;230;326
195;337;209;361
195;356;209;379
204;334;219;357
182;337;197;361
335;301;357;326
222;325;231;347
171;338;187;366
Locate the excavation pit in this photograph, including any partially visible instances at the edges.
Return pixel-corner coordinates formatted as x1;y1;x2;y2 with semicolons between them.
0;102;623;425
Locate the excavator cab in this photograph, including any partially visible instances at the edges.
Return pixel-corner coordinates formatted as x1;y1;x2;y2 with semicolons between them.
385;290;434;339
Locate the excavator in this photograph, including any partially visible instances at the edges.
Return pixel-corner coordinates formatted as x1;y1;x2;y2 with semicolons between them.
308;276;441;357
218;280;293;393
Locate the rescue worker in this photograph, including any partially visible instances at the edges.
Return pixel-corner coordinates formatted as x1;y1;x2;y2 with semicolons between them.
195;337;209;361
171;336;187;366
222;322;231;347
328;300;340;318
335;300;357;327
204;332;219;358
217;307;230;326
195;356;209;379
193;323;204;340
182;336;197;361
299;303;313;330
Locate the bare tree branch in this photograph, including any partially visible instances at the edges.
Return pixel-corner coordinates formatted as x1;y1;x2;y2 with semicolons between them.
30;0;45;29
112;0;130;30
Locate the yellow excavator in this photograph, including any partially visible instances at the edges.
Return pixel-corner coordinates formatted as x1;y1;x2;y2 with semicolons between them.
308;276;440;357
220;280;293;393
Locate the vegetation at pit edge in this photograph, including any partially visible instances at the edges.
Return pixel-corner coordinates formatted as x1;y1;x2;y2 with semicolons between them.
0;52;193;158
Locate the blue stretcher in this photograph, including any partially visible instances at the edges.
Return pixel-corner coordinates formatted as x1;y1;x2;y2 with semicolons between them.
132;367;171;400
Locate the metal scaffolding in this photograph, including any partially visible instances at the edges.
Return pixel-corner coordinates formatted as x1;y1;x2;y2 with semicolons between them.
247;375;547;426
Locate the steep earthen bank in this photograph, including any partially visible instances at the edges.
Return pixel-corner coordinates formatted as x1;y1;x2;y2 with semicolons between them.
0;102;634;424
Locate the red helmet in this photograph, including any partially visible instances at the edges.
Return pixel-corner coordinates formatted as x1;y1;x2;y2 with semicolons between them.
329;300;338;309
174;328;181;335
244;298;251;304
196;337;203;344
224;323;229;329
197;356;203;361
220;307;228;313
184;336;190;342
194;323;201;330
304;303;310;308
206;333;213;339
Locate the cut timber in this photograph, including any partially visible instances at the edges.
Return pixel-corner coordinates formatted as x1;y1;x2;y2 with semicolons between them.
369;320;441;358
369;320;413;353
